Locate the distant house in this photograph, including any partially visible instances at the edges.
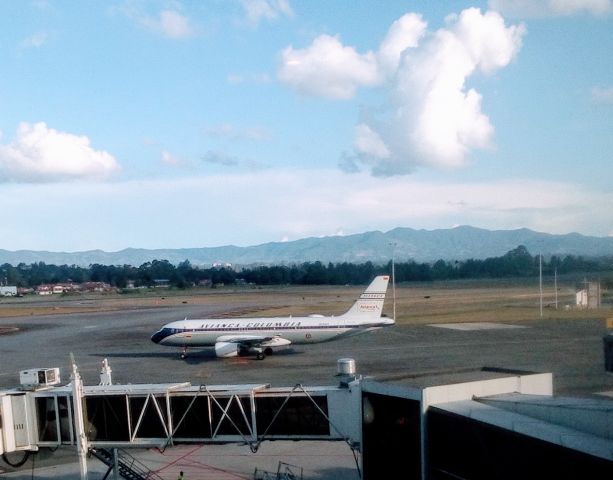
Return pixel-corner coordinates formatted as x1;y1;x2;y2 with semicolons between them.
36;285;52;295
81;282;112;292
212;262;232;268
0;286;17;296
153;279;170;288
50;283;79;294
58;283;80;293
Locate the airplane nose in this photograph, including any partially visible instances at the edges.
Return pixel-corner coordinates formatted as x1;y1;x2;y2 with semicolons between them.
151;329;166;344
152;327;179;344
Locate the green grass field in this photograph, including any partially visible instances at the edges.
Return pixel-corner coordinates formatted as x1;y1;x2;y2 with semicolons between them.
0;278;610;327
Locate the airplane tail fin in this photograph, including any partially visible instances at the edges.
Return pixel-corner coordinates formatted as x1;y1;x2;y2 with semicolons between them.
342;275;390;320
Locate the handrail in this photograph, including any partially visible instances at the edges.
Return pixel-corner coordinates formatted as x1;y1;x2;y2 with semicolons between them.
89;447;164;480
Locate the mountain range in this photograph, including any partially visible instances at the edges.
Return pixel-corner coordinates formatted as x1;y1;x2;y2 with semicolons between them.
1;226;613;267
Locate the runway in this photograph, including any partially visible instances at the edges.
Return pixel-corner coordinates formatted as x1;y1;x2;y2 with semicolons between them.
1;301;612;395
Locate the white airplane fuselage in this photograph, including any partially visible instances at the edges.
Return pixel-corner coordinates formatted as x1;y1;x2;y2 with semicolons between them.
151;275;393;359
152;315;392;347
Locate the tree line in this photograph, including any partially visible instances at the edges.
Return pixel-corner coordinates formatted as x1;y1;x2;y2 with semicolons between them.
0;246;611;290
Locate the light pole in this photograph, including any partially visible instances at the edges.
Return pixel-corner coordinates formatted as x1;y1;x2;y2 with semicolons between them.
390;243;396;322
539;253;543;318
554;267;558;309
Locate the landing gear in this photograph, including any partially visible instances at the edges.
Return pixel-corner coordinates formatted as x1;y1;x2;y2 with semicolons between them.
254;347;273;359
180;346;188;359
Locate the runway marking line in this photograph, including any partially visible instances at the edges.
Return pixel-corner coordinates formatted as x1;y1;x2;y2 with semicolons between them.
428;322;527;331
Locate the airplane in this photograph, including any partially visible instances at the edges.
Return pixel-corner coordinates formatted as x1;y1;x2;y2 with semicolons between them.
151;275;393;360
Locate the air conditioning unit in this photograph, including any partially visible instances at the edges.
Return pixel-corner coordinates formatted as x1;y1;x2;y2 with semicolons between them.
19;368;60;389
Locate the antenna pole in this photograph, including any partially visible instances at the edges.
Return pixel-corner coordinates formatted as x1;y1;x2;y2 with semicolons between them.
539;254;543;318
392;253;396;322
554;267;558;309
390;242;396;322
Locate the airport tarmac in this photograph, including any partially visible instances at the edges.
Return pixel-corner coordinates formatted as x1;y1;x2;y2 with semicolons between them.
0;442;357;480
1;290;613;478
0;298;612;394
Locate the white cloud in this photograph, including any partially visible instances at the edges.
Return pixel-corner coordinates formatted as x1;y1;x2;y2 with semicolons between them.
591;86;613;104
141;9;195;39
161;150;184;166
489;0;612;17
116;5;196;39
377;13;427;75
0;122;120;183
241;0;294;26
201;150;240;167
1;170;611;250
200;150;266;169
367;8;523;173
381;8;524;170
278;35;383;99
277;8;524;174
277;14;426;99
354;124;391;160
20;31;48;49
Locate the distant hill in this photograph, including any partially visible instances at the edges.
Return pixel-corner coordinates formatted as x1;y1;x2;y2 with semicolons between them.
1;226;613;267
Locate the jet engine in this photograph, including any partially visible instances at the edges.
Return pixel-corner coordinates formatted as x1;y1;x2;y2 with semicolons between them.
215;341;239;358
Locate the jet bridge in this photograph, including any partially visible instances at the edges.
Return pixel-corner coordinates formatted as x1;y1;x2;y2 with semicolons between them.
0;361;362;458
5;360;610;480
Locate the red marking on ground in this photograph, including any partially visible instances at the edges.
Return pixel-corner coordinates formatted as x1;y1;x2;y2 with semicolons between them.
155;445;249;479
155;445;203;473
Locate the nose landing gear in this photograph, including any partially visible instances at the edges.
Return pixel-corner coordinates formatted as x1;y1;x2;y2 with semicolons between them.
255;347;273;360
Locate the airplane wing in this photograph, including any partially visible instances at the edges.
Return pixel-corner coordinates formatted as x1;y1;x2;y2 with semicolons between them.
215;334;291;358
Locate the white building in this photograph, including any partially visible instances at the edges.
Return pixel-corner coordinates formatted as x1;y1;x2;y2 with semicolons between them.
0;286;17;296
576;281;601;308
576;289;588;307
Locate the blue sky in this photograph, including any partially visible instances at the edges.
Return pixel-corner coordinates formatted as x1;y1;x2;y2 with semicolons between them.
0;0;612;252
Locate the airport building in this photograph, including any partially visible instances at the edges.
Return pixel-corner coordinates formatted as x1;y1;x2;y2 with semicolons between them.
576;281;602;308
0;286;17;297
1;360;612;479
